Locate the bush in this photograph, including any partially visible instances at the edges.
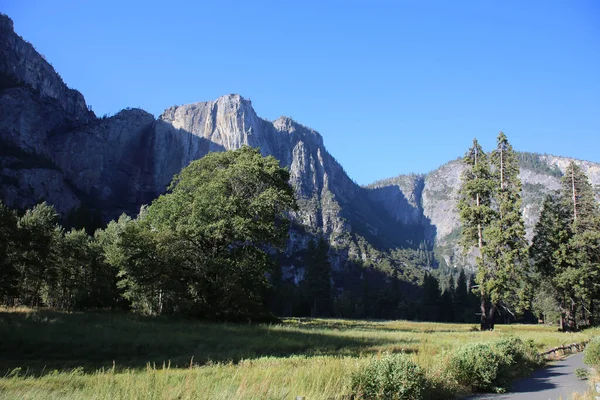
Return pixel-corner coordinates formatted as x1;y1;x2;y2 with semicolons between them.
493;337;541;383
445;342;501;392
445;338;542;393
351;353;428;399
584;337;600;368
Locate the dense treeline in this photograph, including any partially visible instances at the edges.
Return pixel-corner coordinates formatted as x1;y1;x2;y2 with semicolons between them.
0;200;480;323
0;201;121;310
0;147;297;321
530;161;600;331
0;146;481;323
459;132;600;331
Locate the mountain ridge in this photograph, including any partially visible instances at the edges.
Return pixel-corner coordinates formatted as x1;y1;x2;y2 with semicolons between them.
2;12;600;278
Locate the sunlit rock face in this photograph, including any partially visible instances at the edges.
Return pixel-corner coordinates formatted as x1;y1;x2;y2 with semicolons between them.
2;12;600;272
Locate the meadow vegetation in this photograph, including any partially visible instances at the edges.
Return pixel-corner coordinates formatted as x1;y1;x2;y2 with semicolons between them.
0;308;598;399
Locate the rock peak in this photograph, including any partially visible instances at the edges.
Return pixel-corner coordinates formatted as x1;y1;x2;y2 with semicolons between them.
0;13;14;31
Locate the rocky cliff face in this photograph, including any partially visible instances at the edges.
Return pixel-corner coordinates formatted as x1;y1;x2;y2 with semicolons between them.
2;12;599;277
1;14;403;263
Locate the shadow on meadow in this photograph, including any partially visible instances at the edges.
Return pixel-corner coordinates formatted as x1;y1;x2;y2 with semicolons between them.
0;310;401;377
283;317;471;333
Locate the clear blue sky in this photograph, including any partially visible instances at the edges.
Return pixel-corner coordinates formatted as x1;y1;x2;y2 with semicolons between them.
3;1;599;185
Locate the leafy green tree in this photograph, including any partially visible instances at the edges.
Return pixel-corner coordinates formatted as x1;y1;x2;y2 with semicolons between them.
304;237;333;317
47;228;121;310
0;201;18;302
124;146;297;320
16;202;61;306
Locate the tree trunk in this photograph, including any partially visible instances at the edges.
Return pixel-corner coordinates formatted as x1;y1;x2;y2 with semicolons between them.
572;166;577;222
488;304;496;330
480;298;496;331
480;293;488;330
563;299;578;332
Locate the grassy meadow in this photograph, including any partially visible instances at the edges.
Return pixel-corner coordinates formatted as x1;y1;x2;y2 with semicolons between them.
0;308;598;399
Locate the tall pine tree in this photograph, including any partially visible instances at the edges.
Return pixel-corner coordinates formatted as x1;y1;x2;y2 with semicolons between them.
457;138;496;330
559;162;600;329
458;133;528;330
482;132;529;327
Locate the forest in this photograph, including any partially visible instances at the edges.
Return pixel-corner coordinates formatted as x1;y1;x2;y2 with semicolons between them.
1;140;599;329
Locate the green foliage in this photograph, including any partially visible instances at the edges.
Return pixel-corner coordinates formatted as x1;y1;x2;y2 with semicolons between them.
584;337;600;368
530;161;600;331
446;342;502;392
419;274;441;322
574;368;589;380
351;353;428;400
15;202;61;306
483;132;530;317
304;237;333;317
0;200;19;300
445;337;541;393
493;337;541;381
453;270;473;323
458;133;529;330
515;152;562;178
457;138;495;253
108;146;297;320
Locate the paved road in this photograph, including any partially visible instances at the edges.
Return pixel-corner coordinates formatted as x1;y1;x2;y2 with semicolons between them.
467;353;590;400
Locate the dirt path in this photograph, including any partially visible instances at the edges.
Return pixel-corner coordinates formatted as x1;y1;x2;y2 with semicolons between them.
467;353;590;400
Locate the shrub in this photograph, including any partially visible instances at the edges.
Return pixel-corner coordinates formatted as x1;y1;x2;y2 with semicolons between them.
584;337;600;368
493;337;541;383
445;342;501;392
575;368;589;380
351;353;428;399
445;338;543;393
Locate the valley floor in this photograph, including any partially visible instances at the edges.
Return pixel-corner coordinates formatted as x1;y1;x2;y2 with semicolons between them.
0;308;597;399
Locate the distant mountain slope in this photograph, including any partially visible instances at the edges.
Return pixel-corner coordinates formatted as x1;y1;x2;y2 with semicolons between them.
366;152;600;268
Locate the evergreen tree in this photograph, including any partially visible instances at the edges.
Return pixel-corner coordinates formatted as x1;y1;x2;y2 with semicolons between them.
530;162;600;331
419;274;441;321
305;237;333;317
457;138;495;330
558;162;600;329
530;195;572;328
439;275;455;322
482;131;529;328
467;275;480;323
453;269;470;322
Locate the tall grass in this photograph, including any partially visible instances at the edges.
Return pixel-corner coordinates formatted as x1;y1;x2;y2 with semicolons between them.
0;308;597;399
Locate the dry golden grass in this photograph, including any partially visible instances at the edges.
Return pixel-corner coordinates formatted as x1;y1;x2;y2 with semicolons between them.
0;309;597;399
